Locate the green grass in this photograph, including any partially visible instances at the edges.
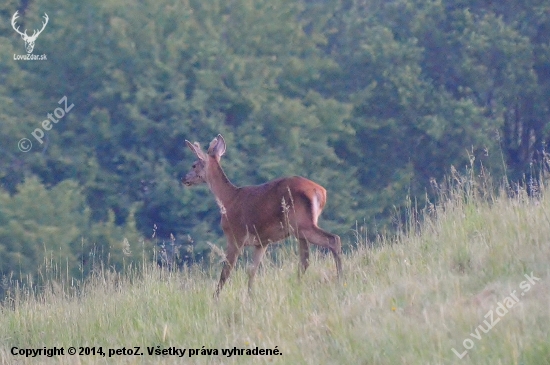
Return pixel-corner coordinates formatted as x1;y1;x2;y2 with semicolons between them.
1;182;549;364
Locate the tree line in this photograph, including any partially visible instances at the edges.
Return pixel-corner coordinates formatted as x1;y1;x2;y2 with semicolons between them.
1;0;549;283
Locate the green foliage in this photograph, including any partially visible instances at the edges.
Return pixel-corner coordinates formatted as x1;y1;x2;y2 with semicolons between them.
0;177;146;287
1;0;550;279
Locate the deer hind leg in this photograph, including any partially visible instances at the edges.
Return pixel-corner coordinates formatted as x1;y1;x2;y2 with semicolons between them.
299;227;342;279
298;238;310;278
247;244;268;294
215;241;241;298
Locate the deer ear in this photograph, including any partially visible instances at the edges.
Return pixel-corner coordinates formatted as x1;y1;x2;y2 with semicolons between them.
216;134;226;156
208;134;226;158
186;140;206;161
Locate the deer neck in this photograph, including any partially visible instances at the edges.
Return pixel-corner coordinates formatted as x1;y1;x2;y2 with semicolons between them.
206;158;238;208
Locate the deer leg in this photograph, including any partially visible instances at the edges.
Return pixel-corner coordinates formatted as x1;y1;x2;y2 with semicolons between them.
299;227;342;279
298;238;310;278
215;241;240;297
247;245;268;294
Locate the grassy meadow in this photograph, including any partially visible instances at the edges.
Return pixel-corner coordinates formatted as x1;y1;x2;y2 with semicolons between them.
1;178;549;365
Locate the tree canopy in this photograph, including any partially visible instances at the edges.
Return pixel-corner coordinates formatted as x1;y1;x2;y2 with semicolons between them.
1;0;549;282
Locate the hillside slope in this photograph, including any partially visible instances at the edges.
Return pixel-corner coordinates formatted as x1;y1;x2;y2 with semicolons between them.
1;183;549;364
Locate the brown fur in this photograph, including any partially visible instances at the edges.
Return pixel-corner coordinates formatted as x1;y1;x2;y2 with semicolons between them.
183;135;342;296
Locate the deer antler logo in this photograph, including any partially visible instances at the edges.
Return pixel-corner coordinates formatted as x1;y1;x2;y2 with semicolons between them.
11;11;49;54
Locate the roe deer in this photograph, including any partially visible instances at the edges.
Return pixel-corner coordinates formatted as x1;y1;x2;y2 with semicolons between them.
183;134;342;296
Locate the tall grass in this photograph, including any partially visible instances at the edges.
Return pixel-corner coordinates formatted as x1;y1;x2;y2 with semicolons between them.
1;175;549;364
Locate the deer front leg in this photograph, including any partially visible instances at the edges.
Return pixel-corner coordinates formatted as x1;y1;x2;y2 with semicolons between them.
247;244;268;294
214;241;240;298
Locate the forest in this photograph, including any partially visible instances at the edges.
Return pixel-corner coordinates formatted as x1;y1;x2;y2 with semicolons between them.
1;0;549;284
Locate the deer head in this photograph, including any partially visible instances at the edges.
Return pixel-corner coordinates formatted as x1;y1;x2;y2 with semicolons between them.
11;11;49;54
182;135;226;186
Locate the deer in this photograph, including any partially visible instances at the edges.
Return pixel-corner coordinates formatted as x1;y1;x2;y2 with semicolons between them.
11;11;49;54
182;134;342;297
